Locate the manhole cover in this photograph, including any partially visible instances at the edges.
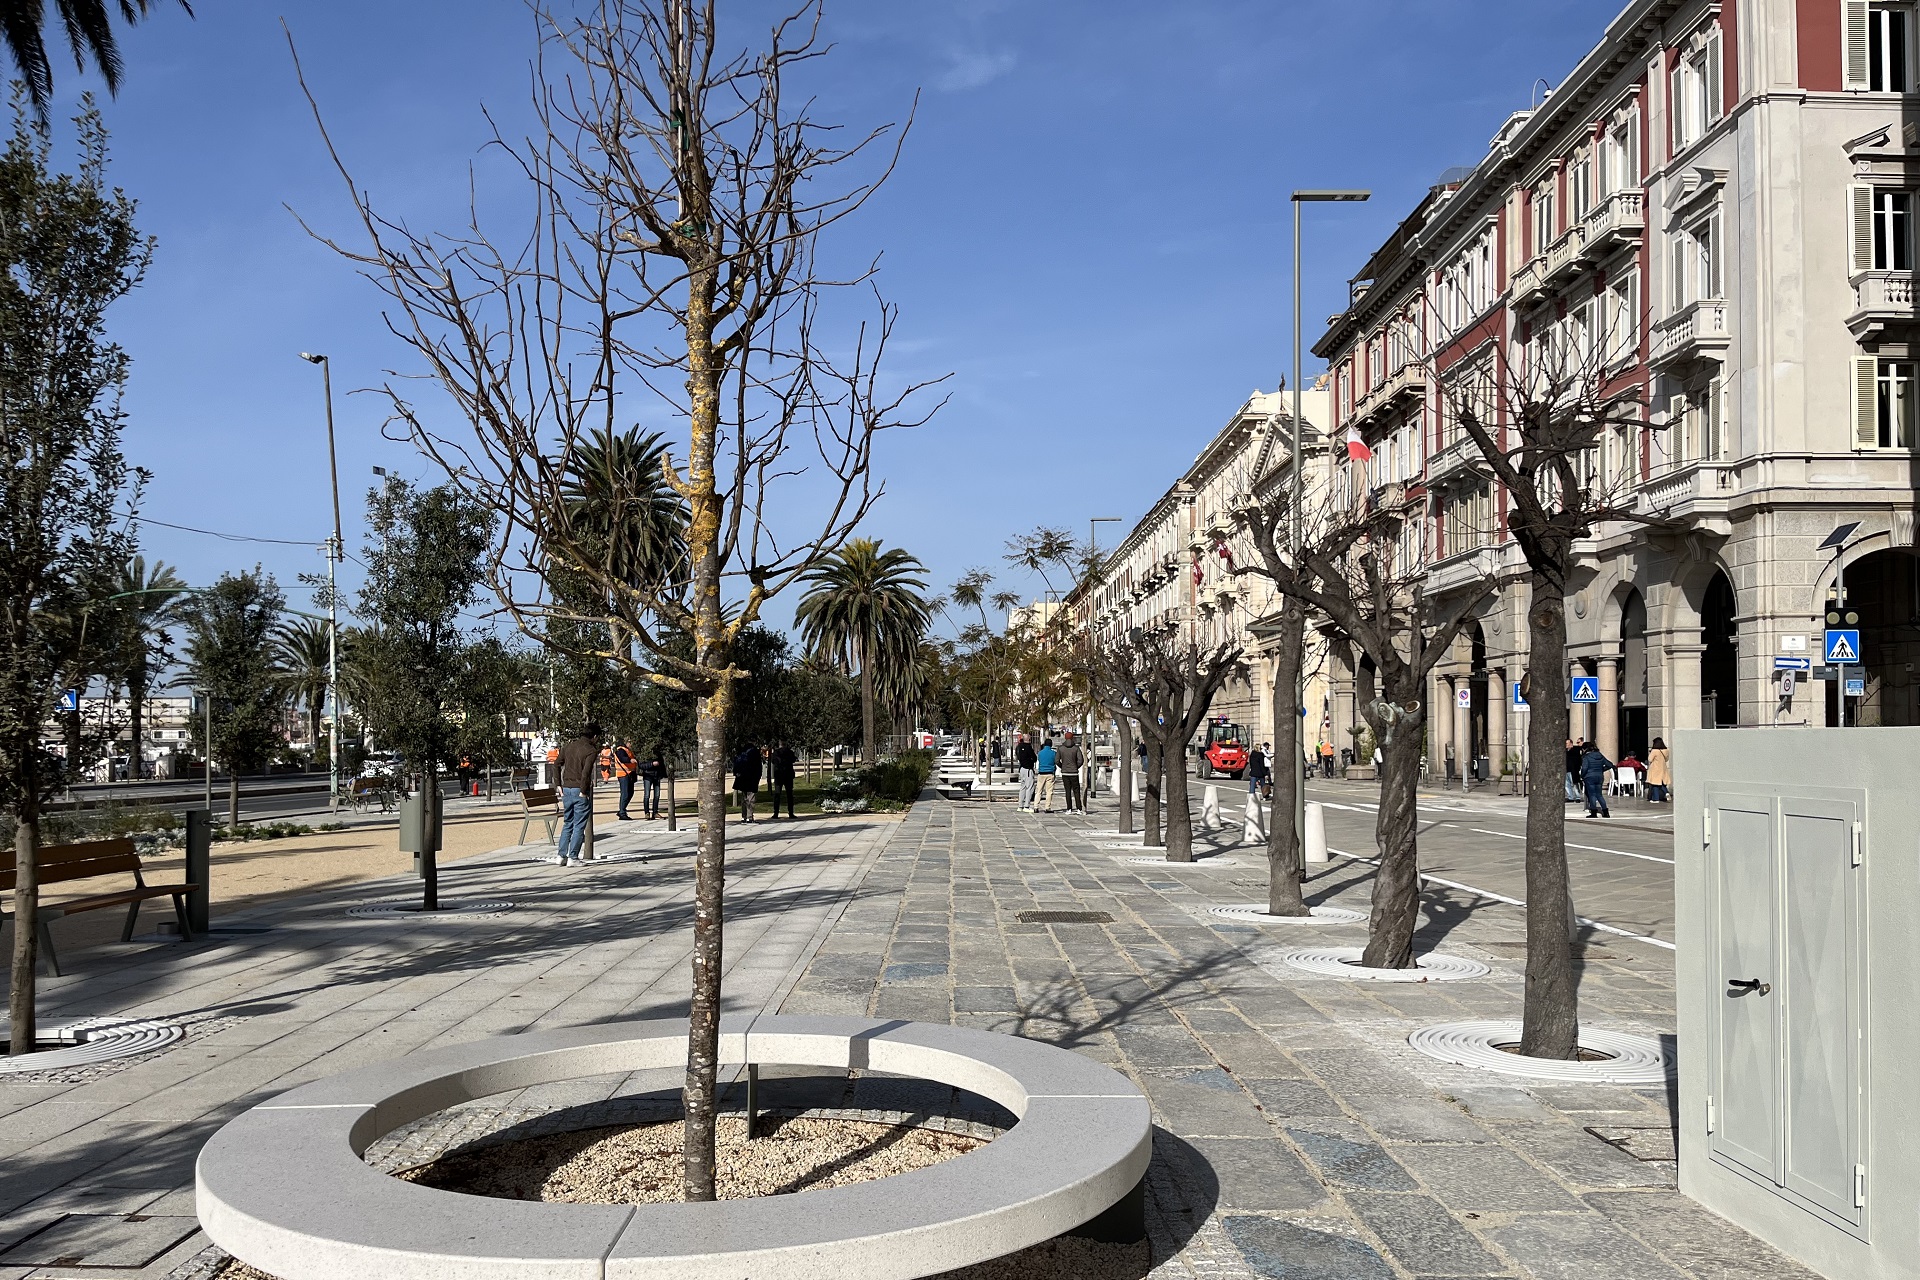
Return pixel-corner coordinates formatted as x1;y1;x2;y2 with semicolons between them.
1282;947;1491;982
1015;910;1114;924
346;900;517;920
0;1018;185;1074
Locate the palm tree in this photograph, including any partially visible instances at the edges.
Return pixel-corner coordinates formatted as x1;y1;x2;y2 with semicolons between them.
795;539;932;759
0;0;193;118
558;426;688;594
275;618;330;764
109;556;185;779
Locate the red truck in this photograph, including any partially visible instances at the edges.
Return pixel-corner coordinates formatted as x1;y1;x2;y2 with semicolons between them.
1196;719;1248;780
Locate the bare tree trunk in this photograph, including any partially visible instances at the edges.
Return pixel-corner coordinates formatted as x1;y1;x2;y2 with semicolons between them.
685;690;728;1199
1520;576;1579;1058
1361;701;1426;968
1142;738;1163;846
128;672;145;780
1163;739;1194;863
1266;597;1309;914
859;644;875;765
8;810;39;1054
227;770;239;831
1115;715;1134;835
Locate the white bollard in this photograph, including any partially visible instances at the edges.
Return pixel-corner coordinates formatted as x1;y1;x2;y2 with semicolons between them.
1202;785;1221;829
1305;801;1328;864
1243;793;1266;845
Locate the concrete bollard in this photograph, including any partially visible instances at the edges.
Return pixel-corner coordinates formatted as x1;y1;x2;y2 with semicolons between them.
1305;801;1328;864
1202;785;1220;829
1243;794;1265;845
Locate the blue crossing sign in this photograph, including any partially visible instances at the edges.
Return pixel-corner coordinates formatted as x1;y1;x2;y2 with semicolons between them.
1570;676;1600;704
57;689;78;713
1824;629;1860;664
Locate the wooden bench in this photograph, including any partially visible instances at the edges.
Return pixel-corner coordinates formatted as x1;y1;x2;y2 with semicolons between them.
1;838;199;976
519;787;559;845
347;776;396;814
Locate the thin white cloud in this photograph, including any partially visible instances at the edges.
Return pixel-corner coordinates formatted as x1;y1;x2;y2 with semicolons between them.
937;48;1016;92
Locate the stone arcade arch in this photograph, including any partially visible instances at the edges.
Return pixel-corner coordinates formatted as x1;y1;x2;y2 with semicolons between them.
1702;571;1739;729
1830;547;1920;726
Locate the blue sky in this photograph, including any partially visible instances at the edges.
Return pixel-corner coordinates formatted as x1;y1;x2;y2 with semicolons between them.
74;0;1614;637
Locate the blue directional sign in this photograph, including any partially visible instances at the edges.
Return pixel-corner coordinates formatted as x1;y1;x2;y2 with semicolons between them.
1773;656;1811;671
1846;677;1867;698
1824;629;1861;664
1512;684;1528;708
1570;676;1600;704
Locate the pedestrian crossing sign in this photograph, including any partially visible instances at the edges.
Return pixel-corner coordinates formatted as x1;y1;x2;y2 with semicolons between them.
1570;676;1600;704
1823;629;1860;664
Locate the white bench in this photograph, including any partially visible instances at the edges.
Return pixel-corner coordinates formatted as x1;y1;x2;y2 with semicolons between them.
196;1015;1150;1280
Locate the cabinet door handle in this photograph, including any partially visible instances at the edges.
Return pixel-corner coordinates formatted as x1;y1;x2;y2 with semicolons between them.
1727;978;1771;996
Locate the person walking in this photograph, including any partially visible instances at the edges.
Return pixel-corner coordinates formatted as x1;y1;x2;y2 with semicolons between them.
1318;739;1335;778
1645;738;1672;804
1056;732;1086;814
612;740;638;820
1034;736;1059;812
1247;743;1270;797
639;749;666;819
1564;738;1583;803
555;723;602;866
1579;741;1614;818
769;741;798;819
732;744;763;822
1015;734;1037;812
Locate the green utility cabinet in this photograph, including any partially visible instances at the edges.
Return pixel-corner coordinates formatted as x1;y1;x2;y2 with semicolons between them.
1676;729;1918;1279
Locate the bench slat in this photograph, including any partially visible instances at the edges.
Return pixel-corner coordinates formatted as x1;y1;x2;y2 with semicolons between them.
33;883;199;916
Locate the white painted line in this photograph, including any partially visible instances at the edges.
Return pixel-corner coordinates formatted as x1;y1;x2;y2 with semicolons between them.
1469;829;1675;866
1326;848;1677;952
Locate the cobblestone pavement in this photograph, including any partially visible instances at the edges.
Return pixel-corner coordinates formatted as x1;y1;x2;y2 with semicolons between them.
773;793;1816;1280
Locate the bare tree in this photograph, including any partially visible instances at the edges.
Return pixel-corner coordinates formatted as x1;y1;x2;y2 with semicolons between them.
1451;310;1648;1057
1238;486;1491;960
292;1;943;1196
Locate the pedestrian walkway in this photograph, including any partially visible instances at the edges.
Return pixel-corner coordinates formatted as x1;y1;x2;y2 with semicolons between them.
0;796;1811;1279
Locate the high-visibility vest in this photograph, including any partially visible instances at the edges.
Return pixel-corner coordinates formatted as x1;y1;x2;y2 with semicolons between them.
614;747;637;777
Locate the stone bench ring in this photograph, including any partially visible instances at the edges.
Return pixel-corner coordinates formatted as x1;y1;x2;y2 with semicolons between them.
195;1015;1152;1280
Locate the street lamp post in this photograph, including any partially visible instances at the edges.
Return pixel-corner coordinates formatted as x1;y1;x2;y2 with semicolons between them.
300;353;345;813
1289;190;1369;854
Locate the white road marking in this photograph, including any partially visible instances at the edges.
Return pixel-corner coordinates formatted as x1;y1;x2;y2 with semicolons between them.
1326;847;1677;952
1469;828;1675;866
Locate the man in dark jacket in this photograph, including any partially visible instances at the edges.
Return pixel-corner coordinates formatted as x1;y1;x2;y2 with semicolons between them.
1015;734;1037;812
638;750;667;820
1579;742;1613;818
1056;733;1086;814
555;724;602;865
732;745;763;822
768;742;798;819
1564;738;1583;803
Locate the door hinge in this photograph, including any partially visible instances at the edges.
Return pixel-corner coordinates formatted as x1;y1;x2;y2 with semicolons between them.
1706;1095;1716;1133
1852;821;1863;867
1703;810;1712;845
1854;1164;1867;1207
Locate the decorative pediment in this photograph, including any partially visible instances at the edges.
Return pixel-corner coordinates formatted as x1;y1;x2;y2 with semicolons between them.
1665;166;1726;228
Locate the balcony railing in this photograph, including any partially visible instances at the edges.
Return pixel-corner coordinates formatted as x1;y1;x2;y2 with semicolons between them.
1544;221;1589;287
1424;545;1503;596
1650;298;1731;370
1847;270;1919;341
1510;253;1550;304
1635;460;1739;529
1582;190;1646;255
1425;436;1483;484
1350;360;1427;428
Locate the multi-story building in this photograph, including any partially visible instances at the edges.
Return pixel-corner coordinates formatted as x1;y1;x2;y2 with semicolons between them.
1315;0;1920;782
1077;388;1334;753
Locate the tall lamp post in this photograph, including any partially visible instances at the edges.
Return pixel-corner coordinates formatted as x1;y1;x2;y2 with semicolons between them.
300;352;344;812
1289;190;1369;853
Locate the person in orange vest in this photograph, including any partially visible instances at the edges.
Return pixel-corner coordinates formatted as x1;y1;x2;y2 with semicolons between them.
598;745;614;783
545;743;560;788
612;740;638;820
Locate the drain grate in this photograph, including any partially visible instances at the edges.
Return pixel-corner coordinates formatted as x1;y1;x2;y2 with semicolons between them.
1015;910;1113;924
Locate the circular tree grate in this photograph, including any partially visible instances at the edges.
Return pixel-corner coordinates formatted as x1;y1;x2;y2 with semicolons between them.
346;900;517;920
0;1017;184;1074
1101;841;1149;850
1408;1020;1673;1084
1122;856;1241;869
1074;830;1140;839
1209;903;1365;924
1281;946;1491;982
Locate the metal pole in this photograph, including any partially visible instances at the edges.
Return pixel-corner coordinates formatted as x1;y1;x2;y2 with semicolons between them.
1291;198;1306;855
1837;546;1849;727
202;692;212;817
305;353;345;812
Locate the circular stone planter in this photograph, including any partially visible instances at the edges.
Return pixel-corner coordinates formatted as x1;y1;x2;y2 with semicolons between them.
0;1017;183;1074
1209;903;1365;924
345;900;516;920
196;1015;1152;1280
1281;946;1491;982
1408;1020;1674;1084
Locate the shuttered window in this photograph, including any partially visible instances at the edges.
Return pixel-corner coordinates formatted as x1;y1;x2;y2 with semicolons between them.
1869;3;1914;91
1851;186;1876;273
1846;0;1874;89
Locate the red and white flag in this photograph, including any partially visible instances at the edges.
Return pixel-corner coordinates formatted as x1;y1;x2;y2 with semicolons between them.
1346;436;1374;463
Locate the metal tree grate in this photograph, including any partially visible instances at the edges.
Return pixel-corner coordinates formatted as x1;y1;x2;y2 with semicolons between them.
1015;910;1114;924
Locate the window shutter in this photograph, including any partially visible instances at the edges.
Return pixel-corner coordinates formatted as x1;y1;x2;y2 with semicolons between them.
1854;356;1880;450
1845;0;1872;90
1851;186;1875;273
1669;394;1690;464
1707;30;1725;119
1670;64;1686;152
